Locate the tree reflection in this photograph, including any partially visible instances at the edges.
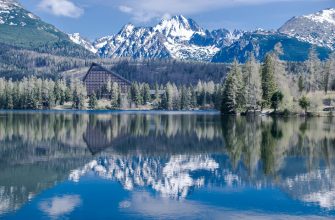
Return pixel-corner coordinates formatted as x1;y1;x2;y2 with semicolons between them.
0;112;335;214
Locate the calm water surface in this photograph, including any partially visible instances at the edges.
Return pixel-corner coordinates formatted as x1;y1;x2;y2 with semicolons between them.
0;111;334;219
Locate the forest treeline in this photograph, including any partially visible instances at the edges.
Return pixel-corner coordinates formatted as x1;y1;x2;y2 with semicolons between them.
220;45;335;114
0;44;334;113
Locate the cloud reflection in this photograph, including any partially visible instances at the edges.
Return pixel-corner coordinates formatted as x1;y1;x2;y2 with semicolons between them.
39;195;81;218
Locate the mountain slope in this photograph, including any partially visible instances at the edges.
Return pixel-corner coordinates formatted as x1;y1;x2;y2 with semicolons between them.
212;31;331;63
68;33;97;54
0;0;94;58
279;8;335;50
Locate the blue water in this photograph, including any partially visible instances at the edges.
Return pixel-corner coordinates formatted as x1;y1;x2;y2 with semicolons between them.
0;112;334;219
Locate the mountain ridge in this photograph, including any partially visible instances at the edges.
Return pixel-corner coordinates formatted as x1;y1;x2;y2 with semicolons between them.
69;8;334;62
0;0;94;58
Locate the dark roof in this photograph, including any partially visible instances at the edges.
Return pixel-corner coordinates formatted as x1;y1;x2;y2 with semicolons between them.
83;63;131;85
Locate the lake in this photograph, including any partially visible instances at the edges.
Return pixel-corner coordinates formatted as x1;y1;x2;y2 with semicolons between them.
0;111;334;219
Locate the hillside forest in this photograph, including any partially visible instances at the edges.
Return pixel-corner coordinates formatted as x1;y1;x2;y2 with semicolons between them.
0;44;334;114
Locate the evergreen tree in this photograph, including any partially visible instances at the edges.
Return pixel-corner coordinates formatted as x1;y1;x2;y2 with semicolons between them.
165;82;174;110
261;53;277;107
271;91;284;112
130;83;142;106
306;47;321;92
5;81;14;110
190;86;197;109
160;91;168;110
221;60;244;114
299;96;310;114
71;78;87;110
244;53;262;111
88;92;97;109
142;83;151;104
154;82;159;101
323;53;334;94
111;82;120;109
180;85;190;110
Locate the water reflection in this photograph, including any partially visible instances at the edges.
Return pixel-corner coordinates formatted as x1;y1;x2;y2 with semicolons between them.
0;112;334;218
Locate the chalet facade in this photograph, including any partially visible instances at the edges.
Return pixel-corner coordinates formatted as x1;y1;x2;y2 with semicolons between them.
83;63;131;97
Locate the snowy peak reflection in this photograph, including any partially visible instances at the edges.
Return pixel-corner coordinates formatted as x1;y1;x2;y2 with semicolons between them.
69;155;221;198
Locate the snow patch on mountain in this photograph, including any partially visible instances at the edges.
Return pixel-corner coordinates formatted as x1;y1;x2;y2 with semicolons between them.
279;8;335;50
303;8;335;25
0;0;20;11
68;33;97;54
89;15;242;61
154;15;204;41
0;0;41;27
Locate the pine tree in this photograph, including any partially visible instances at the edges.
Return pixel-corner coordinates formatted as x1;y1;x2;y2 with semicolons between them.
221;60;244;114
299;96;310;114
190;86;197;109
180;85;190;110
271;91;284;112
261;53;277;107
323;53;334;94
130;83;142;106
165;82;174;110
244;53;262;111
160;91;168;110
89;92;97;109
306;47;321;92
71;78;87;110
5;81;14;110
142;83;151;104
154;82;159;101
111;82;120;109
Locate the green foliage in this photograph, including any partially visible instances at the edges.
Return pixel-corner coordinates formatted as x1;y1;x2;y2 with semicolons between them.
89;92;97;109
261;54;277;107
71;79;87;110
299;96;311;114
221;60;245;114
111;82;120;109
244;53;262;111
142;83;151;104
130;82;143;107
270;91;284;112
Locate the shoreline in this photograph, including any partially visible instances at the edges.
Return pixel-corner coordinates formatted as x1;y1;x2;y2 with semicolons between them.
0;109;333;117
0;109;221;115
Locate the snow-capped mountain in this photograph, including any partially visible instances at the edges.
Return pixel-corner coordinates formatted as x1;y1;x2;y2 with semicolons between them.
0;0;94;57
0;0;41;27
279;8;335;50
69;15;241;61
67;9;335;62
68;33;97;54
212;30;331;63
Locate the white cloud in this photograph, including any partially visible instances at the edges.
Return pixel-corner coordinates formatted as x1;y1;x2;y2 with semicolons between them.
38;0;84;18
116;0;315;22
119;5;133;13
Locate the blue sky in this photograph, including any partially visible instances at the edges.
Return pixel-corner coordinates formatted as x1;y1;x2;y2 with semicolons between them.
19;0;335;40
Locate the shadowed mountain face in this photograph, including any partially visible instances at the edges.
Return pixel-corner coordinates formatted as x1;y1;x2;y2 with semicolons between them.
0;112;335;219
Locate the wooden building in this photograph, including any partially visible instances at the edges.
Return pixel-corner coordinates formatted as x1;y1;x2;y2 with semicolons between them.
83;63;131;96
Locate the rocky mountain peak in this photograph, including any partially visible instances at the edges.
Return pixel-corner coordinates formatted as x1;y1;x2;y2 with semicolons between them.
154;15;203;41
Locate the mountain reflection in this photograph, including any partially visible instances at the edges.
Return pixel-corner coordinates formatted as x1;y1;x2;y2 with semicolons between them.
0;112;335;216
